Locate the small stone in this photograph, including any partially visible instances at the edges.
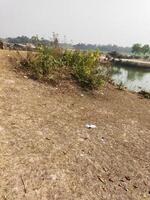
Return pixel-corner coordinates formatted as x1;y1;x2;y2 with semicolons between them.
108;178;114;182
133;184;138;189
125;176;131;181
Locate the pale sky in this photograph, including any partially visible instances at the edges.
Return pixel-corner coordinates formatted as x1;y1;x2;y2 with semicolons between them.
1;0;150;46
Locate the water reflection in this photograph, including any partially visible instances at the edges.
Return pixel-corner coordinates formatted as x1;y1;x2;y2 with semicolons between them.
111;65;150;92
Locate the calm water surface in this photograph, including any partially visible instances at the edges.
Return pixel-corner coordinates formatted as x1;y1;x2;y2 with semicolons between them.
111;65;150;92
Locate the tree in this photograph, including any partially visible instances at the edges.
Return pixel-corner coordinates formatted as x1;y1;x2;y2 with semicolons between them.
50;32;59;48
108;51;122;59
73;43;131;53
132;43;142;55
142;44;150;55
31;35;40;46
7;36;30;44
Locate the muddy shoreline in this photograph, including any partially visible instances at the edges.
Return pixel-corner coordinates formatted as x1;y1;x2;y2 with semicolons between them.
113;58;150;69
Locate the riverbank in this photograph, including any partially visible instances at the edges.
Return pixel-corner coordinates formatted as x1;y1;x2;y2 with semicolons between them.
113;58;150;69
0;51;150;200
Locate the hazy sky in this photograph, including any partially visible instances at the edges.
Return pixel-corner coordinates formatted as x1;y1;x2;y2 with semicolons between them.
1;0;150;46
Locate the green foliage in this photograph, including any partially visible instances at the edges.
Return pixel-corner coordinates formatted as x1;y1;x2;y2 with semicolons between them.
132;43;150;55
108;51;122;59
62;50;107;88
142;45;150;55
19;46;110;89
50;32;59;48
132;43;142;55
74;43;131;54
7;36;30;44
7;35;51;47
20;46;66;82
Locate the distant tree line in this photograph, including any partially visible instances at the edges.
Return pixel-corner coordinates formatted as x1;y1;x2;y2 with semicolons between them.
4;36;132;53
5;36;150;56
5;35;73;49
73;43;131;54
6;35;50;46
132;44;150;55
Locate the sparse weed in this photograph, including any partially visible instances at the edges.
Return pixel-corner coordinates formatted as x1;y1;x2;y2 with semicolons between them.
139;90;150;99
117;81;125;90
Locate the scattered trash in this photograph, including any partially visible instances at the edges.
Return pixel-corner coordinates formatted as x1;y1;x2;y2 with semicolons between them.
101;137;106;143
80;153;85;157
24;76;28;79
85;124;96;129
80;94;84;97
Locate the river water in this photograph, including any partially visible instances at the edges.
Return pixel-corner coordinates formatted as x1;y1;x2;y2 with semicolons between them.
111;65;150;92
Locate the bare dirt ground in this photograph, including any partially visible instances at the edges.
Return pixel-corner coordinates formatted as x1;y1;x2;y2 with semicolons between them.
0;50;150;200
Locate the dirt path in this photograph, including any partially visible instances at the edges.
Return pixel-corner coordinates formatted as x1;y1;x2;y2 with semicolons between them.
0;51;150;200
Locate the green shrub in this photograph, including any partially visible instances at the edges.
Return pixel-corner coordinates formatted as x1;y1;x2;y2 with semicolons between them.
19;46;67;83
62;50;110;89
18;46;110;89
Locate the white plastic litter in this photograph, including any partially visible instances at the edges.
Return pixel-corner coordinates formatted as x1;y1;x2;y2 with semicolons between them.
85;124;97;129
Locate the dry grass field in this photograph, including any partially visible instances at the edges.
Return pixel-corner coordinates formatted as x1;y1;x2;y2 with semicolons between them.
0;50;150;200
